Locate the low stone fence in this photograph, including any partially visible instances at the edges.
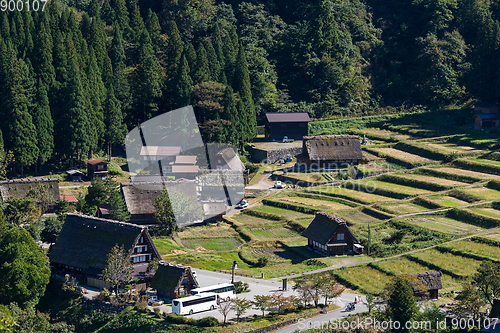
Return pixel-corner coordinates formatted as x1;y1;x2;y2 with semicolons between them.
247;146;303;163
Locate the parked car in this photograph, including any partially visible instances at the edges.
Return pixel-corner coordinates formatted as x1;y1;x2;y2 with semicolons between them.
284;155;293;162
237;200;249;209
274;181;284;189
282;136;294;143
148;296;163;306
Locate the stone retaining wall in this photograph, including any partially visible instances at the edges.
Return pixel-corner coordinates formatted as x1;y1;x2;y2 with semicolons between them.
247;146;303;163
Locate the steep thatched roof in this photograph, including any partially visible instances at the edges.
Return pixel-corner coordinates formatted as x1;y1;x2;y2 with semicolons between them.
49;214;154;270
410;272;443;290
140;146;182;156
265;112;311;123
0;178;60;202
151;261;198;292
303;135;362;161
302;212;359;245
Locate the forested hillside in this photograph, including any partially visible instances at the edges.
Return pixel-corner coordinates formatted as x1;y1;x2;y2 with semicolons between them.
0;0;499;173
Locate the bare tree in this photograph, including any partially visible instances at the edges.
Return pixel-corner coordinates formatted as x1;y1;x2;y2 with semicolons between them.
218;299;233;324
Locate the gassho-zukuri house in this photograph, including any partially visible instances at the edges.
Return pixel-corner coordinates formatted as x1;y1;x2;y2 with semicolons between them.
151;261;199;300
302;212;363;256
49;214;161;289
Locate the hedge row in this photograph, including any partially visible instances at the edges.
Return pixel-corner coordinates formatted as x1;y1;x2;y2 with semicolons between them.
404;255;463;279
436;245;500;264
378;173;451;192
395;141;448;160
294;192;359;207
354;183;410;200
448;189;482;203
453;159;500;176
362;207;394;220
304;190;370;205
367;262;396;276
262;199;320;215
487;180;500;191
412;196;444;209
415;167;482;184
493;201;500;210
363;146;422;168
445;208;500;229
352;130;400;143
242;209;283;221
484;152;500;161
471;236;500;248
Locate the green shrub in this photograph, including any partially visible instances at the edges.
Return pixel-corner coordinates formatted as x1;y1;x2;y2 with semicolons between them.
304;189;369;205
107;162;123;176
488;180;500;191
197;316;219;327
234;281;250;294
412;197;444;209
448;189;482;203
362;207;394;220
242;209;283;221
238;250;258;266
305;258;328;268
257;257;269;267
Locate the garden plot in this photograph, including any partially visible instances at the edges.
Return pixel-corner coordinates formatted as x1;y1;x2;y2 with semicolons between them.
177;223;240;239
233;214;282;226
426;195;469;207
447;239;500;261
284;173;327;183
361;128;413;141
376;257;460;291
465;207;500;219
311;186;395;203
337;209;384;224
378;202;430;215
400;216;484;235
277;196;352;211
461;187;500;201
337;265;391;295
437;167;500;180
253;205;315;220
246;227;301;239
180;238;242;251
370;147;435;164
412;249;483;277
399;173;468;187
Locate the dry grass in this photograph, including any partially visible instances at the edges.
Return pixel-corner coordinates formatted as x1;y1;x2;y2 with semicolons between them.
362;179;433;196
362;128;413;141
379;202;429;215
466;207;500;219
400;216;484;235
370;148;435;163
312;186;396;203
423;142;483;153
277;196;352;210
400;173;468;186
437;167;500;180
177;223;240;239
461;187;500;200
448;239;500;260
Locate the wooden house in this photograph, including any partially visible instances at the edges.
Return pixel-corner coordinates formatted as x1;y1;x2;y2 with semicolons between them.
302;212;363;256
97;204;111;219
87;159;108;180
474;102;500;130
66;170;85;182
151;261;199;300
302;135;363;168
49;214;161;289
265;112;310;141
409;272;443;299
0;178;60;212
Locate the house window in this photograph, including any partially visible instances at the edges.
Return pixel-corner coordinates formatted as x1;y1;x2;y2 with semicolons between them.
337;233;344;241
97;164;104;170
137;247;142;253
145;245;148;251
140;237;143;243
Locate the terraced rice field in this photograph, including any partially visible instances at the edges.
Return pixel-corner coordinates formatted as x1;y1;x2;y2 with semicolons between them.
426;195;469;207
233;214;280;226
423;142;483;153
336;209;383;224
177;224;240;238
465;207;500;219
400;216;484;235
438;167;500;180
338;265;390;295
379;202;430;215
181;238;242;251
247;227;300;239
253;205;315;220
277;196;352;211
360;179;433;196
462;187;500;200
398;173;468;187
376;257;460;291
361;128;413;141
370;148;435;164
483;233;500;242
311;186;395;203
447;239;500;260
412;249;483;277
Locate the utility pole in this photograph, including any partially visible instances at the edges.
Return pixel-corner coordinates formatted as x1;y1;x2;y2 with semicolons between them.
368;224;371;256
231;261;237;284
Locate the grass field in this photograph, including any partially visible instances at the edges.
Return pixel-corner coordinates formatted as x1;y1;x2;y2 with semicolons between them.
426;195;469;207
461;187;500;200
399;173;468;187
285;173;327;182
153;238;183;256
483;233;500;241
337;209;384;224
337;265;391;295
246;227;301;239
361;128;413;141
400;216;484;235
466;207;500;219
370;147;435;164
358;179;433;196
437;167;500;180
310;186;395;203
379;202;430;215
376;257;460;291
252;205;315;220
233;214;283;226
177;223;240;239
180;238;242;251
412;249;483;277
447;239;500;260
422;142;483;153
277;196;352;211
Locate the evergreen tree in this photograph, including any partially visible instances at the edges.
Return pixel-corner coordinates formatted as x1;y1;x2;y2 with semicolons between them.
104;85;127;158
386;276;418;333
101;0;115;25
223;25;239;85
204;40;221;82
0;12;10;40
165;21;183;79
145;9;162;52
213;22;225;67
33;80;54;167
108;191;130;221
233;42;256;140
174;55;193;108
128;0;145;41
133;29;162;121
33;18;54;87
313;0;340;57
222;85;239;145
89;0;100;18
109;24;130;107
87;47;106;154
154;190;177;236
80;13;91;39
193;43;210;84
59;8;70;34
185;43;197;71
89;15;108;73
112;0;132;39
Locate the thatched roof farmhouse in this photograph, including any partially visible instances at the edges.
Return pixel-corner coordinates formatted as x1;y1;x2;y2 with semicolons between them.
151;261;199;299
302;135;363;167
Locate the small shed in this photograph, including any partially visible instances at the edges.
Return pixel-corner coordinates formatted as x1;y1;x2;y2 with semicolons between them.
87;159;108;180
151;261;199;299
265;112;310;141
302;212;363;256
97;204;111;219
474;113;500;130
302;135;363;167
409;272;443;299
67;170;85;182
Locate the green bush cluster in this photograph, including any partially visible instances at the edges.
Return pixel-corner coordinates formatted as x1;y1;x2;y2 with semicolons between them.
164;313;219;327
238;249;259;266
234;281;250;293
415;167;482;184
286;220;306;233
445;208;500;228
378;173;451;191
453;159;500;176
493;201;500;210
262;199;319;215
305;258;328;268
243;209;283;221
107;163;123;176
487;180;500;191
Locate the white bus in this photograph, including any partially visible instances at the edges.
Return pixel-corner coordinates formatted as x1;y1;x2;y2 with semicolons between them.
172;293;218;315
190;283;236;301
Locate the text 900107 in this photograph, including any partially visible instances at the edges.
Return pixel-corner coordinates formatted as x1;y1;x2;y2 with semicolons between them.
1;0;48;11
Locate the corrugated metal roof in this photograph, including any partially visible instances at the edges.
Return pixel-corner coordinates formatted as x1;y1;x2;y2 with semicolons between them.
476;113;500;119
265;112;311;123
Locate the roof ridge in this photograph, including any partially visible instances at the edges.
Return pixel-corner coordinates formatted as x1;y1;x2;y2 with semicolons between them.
66;213;145;230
